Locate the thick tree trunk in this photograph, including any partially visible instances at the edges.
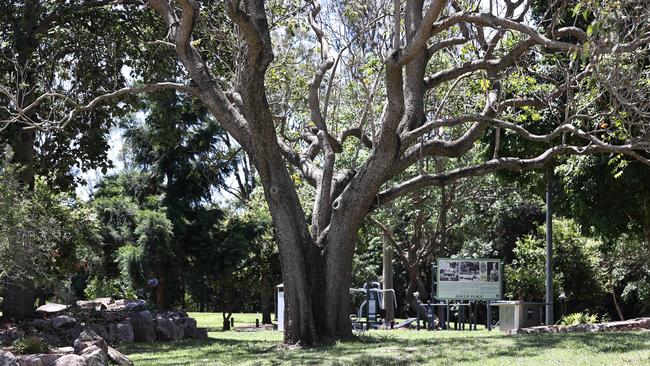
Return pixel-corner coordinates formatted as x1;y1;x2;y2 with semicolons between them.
261;288;273;324
405;266;429;316
181;279;186;310
251;152;321;345
156;271;167;310
612;287;625;321
253;147;367;344
323;225;356;341
1;278;36;319
37;291;47;307
222;312;231;331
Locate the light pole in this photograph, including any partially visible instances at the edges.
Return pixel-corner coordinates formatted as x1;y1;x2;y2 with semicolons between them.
545;163;554;325
382;233;395;327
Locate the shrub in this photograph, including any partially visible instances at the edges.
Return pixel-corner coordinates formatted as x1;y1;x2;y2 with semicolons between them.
560;312;598;326
505;218;605;309
12;336;50;355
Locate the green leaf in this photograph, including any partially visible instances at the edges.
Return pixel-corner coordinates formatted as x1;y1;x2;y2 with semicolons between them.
572;3;582;17
479;78;490;92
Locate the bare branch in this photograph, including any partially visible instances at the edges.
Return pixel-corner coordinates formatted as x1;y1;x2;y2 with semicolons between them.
0;82;197;132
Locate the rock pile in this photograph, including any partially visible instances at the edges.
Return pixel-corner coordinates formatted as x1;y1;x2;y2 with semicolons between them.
0;329;131;366
507;317;650;335
0;298;209;365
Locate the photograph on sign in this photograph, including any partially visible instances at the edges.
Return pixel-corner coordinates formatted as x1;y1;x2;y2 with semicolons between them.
459;261;480;282
479;261;487;281
439;260;459;281
487;261;499;282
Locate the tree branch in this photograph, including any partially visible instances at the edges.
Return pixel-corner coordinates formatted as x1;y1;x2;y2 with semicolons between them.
397;0;447;65
376;144;650;207
1;82;197;131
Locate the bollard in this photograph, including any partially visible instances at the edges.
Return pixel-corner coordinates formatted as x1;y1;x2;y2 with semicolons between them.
487;301;492;331
445;300;451;330
230;317;234;327
256;319;259;328
391;321;394;329
460;304;465;330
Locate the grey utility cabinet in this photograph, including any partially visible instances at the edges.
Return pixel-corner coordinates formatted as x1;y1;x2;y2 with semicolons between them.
492;301;544;331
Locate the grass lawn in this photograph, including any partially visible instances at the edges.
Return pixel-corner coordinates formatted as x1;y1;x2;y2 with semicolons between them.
189;313;265;332
123;313;650;366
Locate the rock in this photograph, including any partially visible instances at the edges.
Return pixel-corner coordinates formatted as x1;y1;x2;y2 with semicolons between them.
77;298;112;312
0;327;24;346
79;345;108;366
94;298;113;307
177;317;197;333
52;316;77;329
186;327;208;340
53;347;75;355
76;301;96;310
108;323;134;343
83;325;108;342
38;333;64;348
130;311;156;342
123;300;145;313
106;347;133;366
40;354;63;365
51;354;86;366
508;317;650;335
154;317;182;341
31;319;50;330
73;330;108;354
603;317;650;331
0;350;19;366
17;355;61;366
16;354;45;366
35;304;68;316
173;322;184;340
113;300;127;307
67;325;85;341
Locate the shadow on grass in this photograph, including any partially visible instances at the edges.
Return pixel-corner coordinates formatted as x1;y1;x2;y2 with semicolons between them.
123;330;650;365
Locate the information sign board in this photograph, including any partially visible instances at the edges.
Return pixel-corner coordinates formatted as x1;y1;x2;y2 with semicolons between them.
436;258;502;300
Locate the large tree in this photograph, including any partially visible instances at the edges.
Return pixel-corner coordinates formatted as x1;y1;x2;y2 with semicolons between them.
2;0;650;344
